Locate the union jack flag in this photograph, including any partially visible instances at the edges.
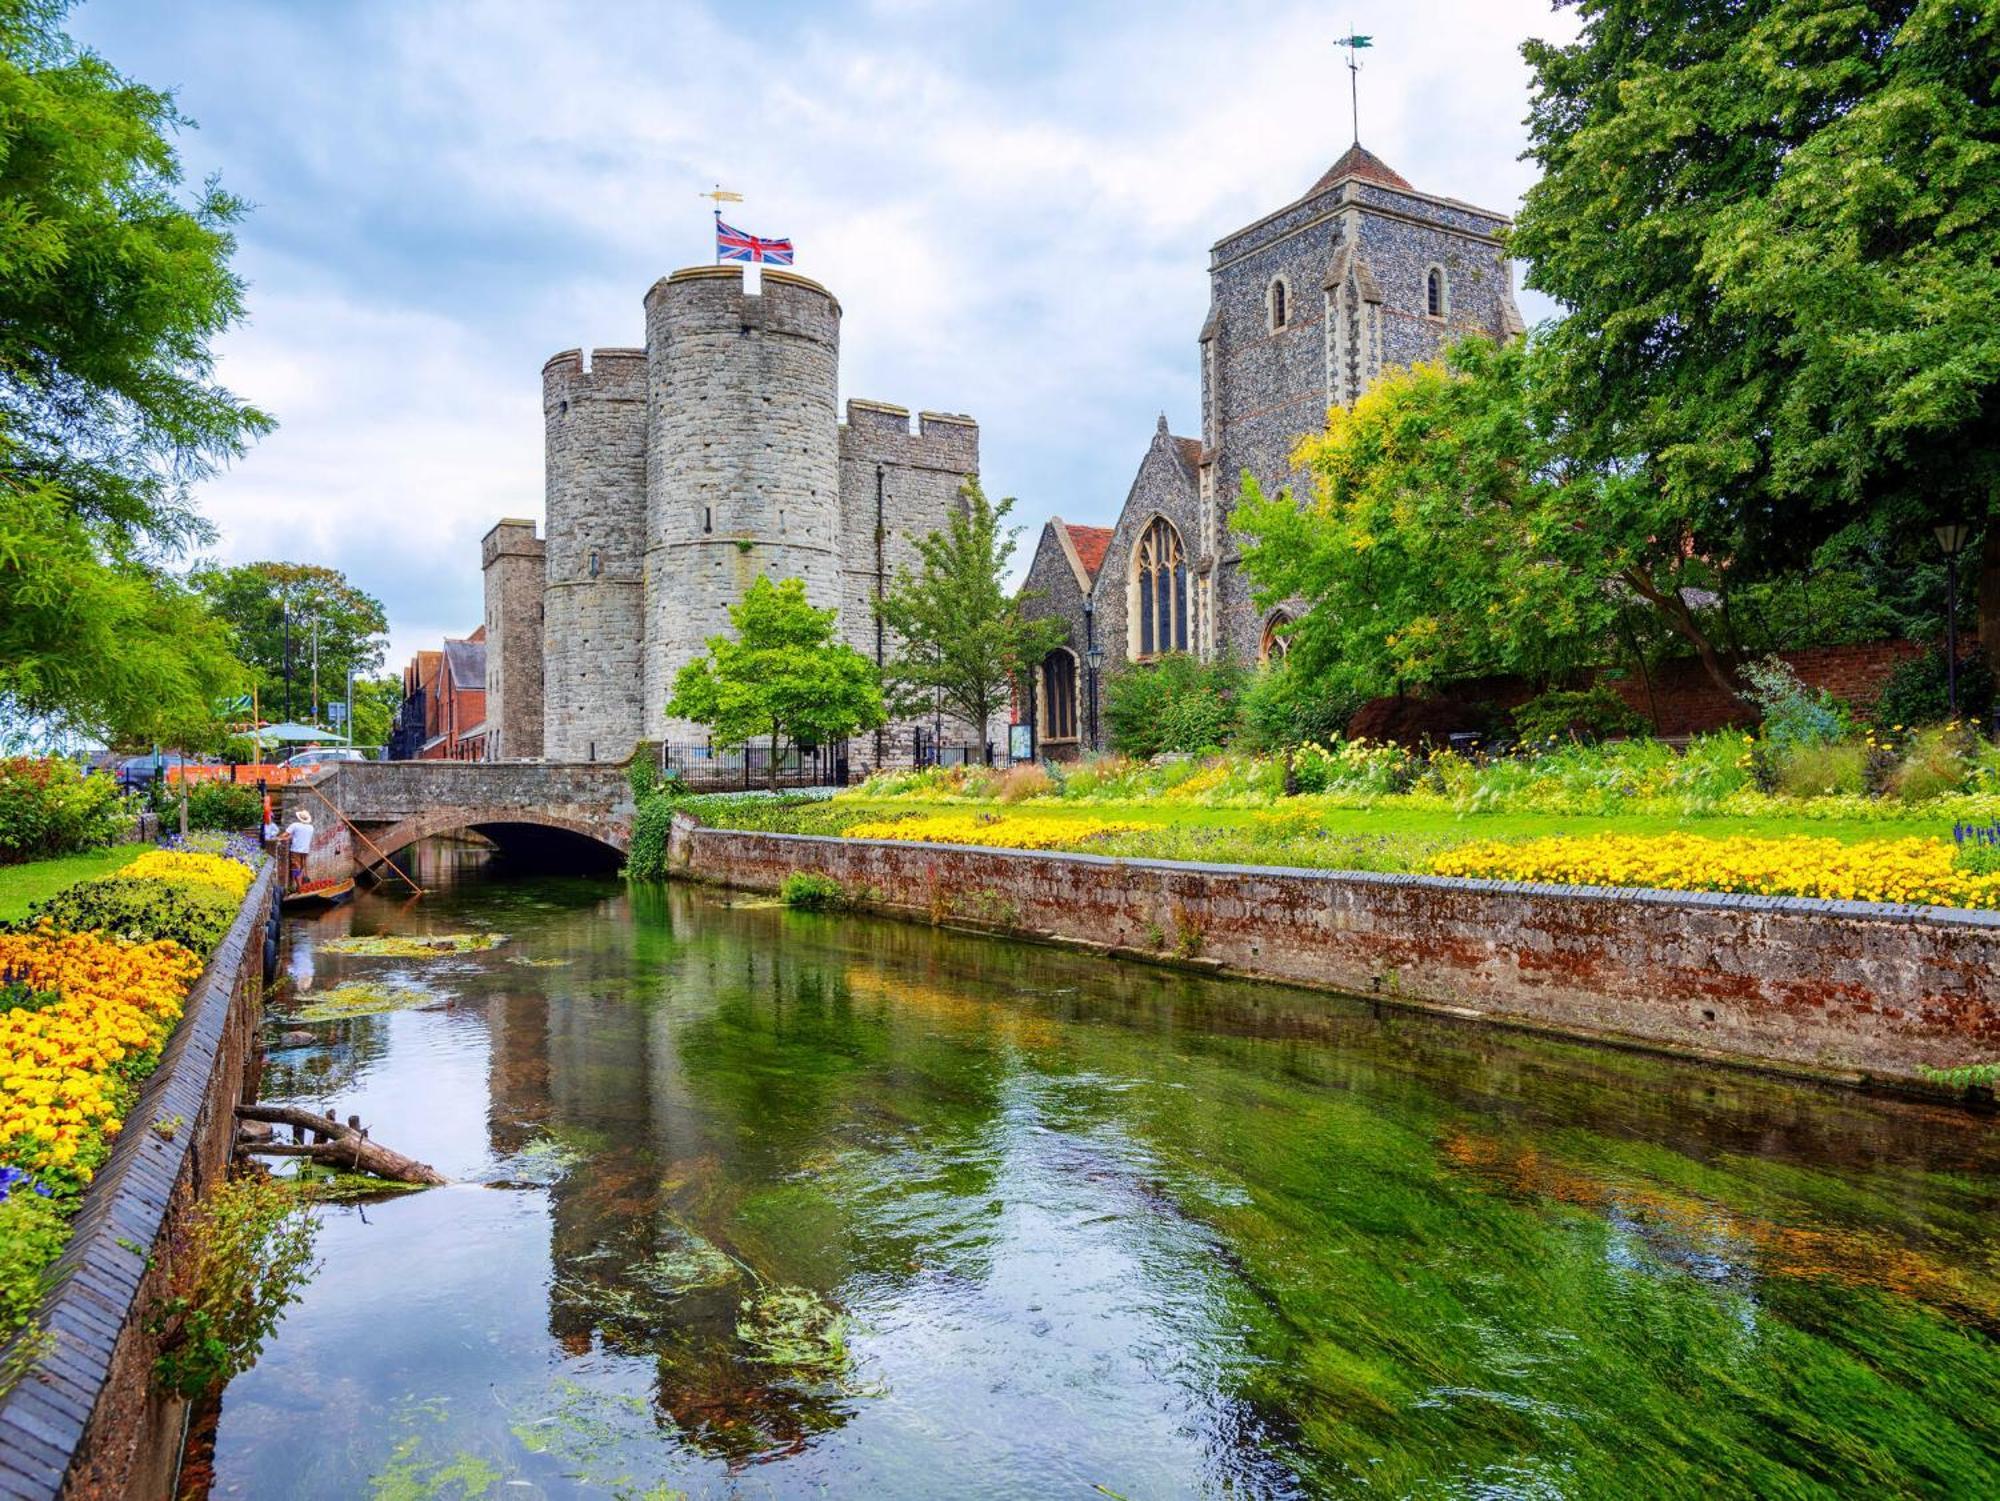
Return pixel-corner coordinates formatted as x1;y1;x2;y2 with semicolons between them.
716;219;795;265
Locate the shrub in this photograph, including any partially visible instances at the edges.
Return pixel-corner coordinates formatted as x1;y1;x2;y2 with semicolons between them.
1510;686;1646;745
780;872;848;911
1774;742;1867;798
1872;647;1996;729
0;759;124;865
183;781;261;832
1742;656;1850;751
1104;655;1245;758
25;876;237;954
150;1175;319;1399
1238;662;1356;753
994;764;1055;803
625;796;676;882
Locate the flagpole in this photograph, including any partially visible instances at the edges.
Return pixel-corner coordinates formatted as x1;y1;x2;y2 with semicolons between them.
700;185;744;266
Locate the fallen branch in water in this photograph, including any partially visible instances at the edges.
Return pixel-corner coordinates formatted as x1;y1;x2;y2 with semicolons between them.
235;1103;448;1185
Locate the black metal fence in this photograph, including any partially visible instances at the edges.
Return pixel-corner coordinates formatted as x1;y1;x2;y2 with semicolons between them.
912;727;992;769
661;741;850;790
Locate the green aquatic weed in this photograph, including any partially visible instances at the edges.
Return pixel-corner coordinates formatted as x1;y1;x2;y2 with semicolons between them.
292;983;435;1023
736;1284;849;1376
321;932;508;958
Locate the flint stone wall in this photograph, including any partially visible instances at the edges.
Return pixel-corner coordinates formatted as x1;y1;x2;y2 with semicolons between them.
666;818;2000;1085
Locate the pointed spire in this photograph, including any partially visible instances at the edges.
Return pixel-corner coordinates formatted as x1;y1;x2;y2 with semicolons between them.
1156;412;1170;435
1310;143;1413;197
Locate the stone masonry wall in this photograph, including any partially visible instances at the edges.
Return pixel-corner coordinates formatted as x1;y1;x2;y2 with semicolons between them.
644;268;843;744
1018;522;1094;755
481;519;546;759
836;400;989;770
1092;424;1203;688
542;349;647;762
669;821;2000;1085
1202;173;1520;665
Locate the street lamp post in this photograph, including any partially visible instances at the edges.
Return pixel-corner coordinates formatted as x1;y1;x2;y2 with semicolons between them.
1083;597;1104;754
1935;521;1974;719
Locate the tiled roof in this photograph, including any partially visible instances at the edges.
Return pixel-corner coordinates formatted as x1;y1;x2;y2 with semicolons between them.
1063;524;1114;580
1174;436;1204;470
442;637;486;691
1309;142;1413;196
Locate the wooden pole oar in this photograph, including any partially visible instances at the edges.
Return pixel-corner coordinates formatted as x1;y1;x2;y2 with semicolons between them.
301;781;425;896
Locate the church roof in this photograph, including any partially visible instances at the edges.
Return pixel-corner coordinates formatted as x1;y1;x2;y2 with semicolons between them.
1309;142;1413;196
1062;523;1114;580
1174;436;1205;470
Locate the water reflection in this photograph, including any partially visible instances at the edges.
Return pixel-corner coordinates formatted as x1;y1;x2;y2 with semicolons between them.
208;840;2000;1499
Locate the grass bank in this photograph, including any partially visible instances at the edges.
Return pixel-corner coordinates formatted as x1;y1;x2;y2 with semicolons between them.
0;845;144;923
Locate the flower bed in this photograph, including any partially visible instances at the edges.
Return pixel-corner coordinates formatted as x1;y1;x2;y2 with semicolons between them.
1429;833;2000;910
0;842;265;1341
839;811;1143;851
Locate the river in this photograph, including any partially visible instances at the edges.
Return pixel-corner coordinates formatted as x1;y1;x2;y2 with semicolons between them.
205;839;2000;1499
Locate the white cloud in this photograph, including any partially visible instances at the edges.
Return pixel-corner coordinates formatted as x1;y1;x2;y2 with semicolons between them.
74;0;1579;665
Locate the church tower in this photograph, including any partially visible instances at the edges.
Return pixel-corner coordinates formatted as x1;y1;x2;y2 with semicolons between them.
1196;143;1525;662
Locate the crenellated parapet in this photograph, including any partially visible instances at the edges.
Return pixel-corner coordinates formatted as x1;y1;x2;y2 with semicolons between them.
490;263;985;767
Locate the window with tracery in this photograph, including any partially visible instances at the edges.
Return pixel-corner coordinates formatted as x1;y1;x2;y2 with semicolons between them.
1261;612;1292;663
1041;649;1077;741
1135;517;1188;658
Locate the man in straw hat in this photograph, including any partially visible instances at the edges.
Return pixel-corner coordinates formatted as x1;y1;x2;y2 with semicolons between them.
286;807;315;892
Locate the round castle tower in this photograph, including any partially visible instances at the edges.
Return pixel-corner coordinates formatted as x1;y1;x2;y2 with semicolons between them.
541;347;648;762
641;267;843;739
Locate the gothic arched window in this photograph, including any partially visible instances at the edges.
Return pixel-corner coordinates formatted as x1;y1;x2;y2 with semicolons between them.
1269;277;1289;331
1261;611;1292;663
1041;649;1077;741
1426;266;1448;319
1134;517;1188;658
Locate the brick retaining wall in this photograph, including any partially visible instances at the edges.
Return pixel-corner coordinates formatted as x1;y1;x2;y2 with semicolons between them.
668;817;2000;1087
0;861;276;1500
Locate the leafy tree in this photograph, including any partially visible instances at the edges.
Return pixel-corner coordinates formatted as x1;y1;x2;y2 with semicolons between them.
668;575;885;791
1238;339;1741;700
874;479;1065;761
1511;0;2000;667
1;479;245;745
0;0;269;740
347;674;400;753
191;562;389;724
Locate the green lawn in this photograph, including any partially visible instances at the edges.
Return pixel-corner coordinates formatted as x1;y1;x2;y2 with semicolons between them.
689;792;1967;875
0;845;144;923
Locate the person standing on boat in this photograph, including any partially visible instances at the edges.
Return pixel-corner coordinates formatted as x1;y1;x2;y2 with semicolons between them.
286;808;314;891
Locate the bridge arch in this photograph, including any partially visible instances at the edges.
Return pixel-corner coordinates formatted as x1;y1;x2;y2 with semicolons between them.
354;806;629;876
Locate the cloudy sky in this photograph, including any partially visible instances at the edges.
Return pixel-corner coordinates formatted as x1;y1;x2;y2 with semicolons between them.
71;0;1579;670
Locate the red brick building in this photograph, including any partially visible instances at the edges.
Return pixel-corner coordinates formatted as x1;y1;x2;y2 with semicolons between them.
391;629;490;761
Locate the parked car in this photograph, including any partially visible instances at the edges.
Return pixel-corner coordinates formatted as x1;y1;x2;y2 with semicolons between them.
279;747;367;771
115;752;196;794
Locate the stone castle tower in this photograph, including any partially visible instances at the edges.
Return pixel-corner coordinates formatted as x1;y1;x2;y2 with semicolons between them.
484;264;985;766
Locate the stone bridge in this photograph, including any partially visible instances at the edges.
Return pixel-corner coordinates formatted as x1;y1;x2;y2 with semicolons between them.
281;761;635;881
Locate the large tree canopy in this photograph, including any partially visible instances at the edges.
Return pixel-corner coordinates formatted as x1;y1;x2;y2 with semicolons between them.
1511;0;2000;659
0;0;269;742
1237;338;1738;702
874;478;1064;756
192;561;389;725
